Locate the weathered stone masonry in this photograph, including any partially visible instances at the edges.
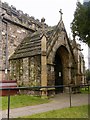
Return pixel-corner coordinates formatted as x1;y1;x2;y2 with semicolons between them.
1;2;86;95
1;2;45;80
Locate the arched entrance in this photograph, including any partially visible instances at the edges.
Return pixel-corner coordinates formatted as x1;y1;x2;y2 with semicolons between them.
54;51;63;93
54;46;69;94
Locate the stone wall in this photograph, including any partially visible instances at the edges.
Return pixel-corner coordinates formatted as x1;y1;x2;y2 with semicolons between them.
1;1;48;80
1;2;86;95
2;2;48;30
1;21;31;80
10;55;41;87
29;56;41;86
47;64;55;86
71;42;86;85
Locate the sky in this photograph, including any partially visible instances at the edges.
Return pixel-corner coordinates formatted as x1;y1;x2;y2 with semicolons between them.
84;0;90;2
1;0;89;69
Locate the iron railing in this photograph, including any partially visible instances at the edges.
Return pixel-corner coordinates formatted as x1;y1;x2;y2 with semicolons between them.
0;84;90;120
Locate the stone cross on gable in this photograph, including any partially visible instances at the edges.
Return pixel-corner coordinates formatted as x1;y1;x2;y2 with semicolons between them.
59;9;63;21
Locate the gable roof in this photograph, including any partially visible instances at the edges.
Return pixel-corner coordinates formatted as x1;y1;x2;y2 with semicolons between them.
10;26;56;60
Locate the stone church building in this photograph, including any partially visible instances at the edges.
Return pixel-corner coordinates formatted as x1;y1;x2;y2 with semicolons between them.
0;2;85;95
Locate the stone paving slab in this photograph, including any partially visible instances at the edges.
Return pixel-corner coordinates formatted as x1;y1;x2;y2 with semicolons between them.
1;93;89;118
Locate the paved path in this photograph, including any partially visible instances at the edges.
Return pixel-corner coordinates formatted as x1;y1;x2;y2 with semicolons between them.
0;93;88;118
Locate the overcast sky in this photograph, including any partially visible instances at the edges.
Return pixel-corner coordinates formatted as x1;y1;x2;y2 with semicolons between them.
84;0;90;2
1;0;88;69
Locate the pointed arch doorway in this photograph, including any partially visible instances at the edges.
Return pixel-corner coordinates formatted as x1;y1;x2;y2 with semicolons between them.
54;52;63;93
54;46;69;94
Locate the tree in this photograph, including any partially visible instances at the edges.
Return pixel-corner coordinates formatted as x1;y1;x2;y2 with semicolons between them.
85;69;90;82
71;1;90;46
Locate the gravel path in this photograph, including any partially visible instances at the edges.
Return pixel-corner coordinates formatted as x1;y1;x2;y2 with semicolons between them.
0;93;89;118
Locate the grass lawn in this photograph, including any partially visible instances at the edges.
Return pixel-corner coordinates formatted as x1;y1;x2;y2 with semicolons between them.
80;86;90;94
22;105;89;118
1;95;50;110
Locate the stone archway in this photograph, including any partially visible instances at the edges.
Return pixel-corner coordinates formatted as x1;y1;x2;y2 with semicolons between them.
54;45;69;93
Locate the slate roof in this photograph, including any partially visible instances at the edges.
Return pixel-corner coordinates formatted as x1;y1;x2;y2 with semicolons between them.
10;26;56;60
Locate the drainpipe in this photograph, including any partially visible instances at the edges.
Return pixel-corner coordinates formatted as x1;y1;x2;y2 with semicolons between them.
2;19;8;80
5;21;8;80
